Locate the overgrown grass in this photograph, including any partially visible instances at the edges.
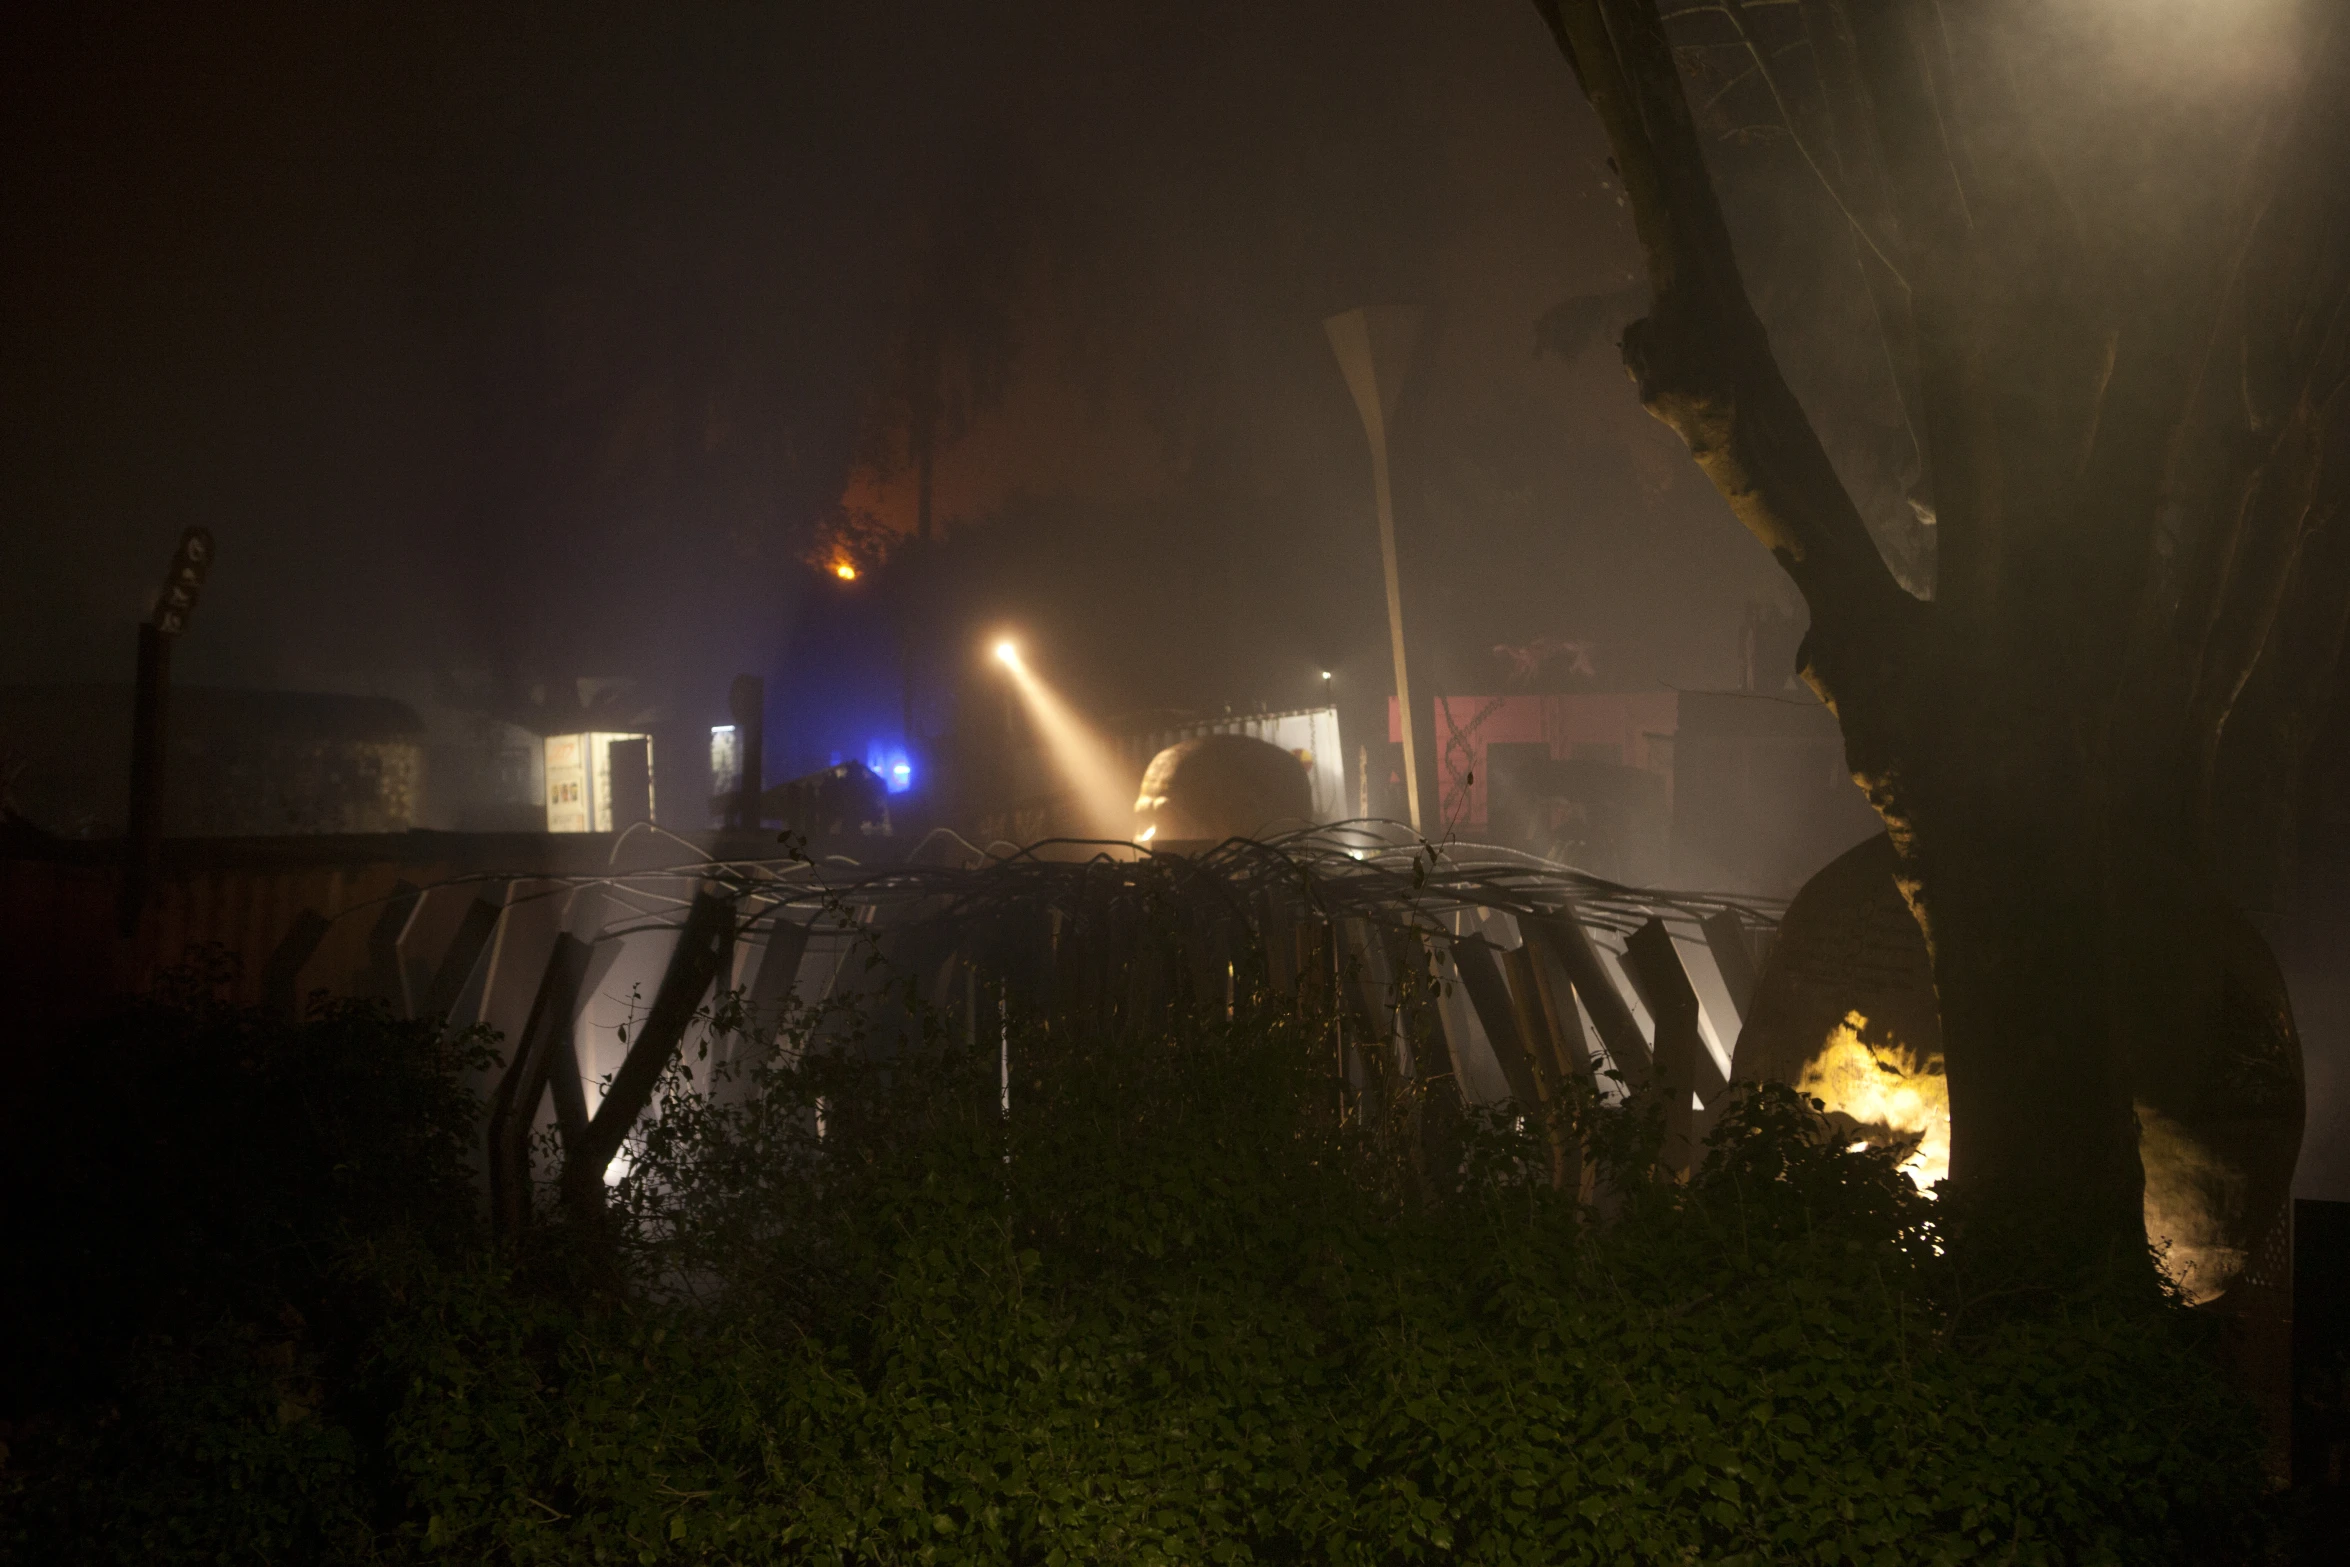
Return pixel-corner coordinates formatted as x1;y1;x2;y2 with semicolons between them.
1;963;2277;1564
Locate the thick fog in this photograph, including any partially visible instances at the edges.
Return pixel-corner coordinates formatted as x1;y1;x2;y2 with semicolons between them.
5;2;2343;1195
2;1;1789;754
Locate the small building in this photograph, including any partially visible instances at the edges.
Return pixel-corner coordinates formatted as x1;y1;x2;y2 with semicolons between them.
542;732;656;834
1389;690;1877;895
1390;690;1678;883
0;684;428;838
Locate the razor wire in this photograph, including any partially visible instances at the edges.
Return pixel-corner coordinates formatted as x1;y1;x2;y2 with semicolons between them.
362;819;1784;952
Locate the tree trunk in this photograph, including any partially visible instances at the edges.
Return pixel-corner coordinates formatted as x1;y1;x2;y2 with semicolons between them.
1531;0;2342;1281
1883;686;2146;1243
1842;662;2305;1277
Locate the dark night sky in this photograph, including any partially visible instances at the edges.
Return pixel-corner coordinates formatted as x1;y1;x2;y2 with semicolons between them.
1;1;1788;757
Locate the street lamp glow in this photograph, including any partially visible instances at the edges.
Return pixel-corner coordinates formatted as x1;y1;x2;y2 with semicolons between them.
831;560;858;581
994;639;1019;666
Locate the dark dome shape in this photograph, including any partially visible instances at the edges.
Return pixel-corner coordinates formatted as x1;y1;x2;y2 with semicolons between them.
1133;733;1313;845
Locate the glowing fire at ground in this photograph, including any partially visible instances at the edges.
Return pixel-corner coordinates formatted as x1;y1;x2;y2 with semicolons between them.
2137;1103;2246;1306
1795;1011;1950;1191
1791;1014;2240;1301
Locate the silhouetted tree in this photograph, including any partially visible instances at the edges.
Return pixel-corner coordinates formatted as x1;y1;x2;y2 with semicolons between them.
1532;0;2348;1269
863;149;1032;543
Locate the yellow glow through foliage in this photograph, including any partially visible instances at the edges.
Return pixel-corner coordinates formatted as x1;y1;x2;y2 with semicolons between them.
2137;1102;2243;1306
831;560;859;581
1796;1012;1950;1191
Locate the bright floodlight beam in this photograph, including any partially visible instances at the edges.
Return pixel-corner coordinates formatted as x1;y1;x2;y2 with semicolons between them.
992;638;1137;841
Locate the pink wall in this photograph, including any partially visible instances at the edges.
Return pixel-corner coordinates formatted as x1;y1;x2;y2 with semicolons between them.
1388;692;1681;828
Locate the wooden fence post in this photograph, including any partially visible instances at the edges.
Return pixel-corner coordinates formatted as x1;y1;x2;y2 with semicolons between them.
261;908;331;1021
1520;903;1653;1092
117;624;170;936
1502;939;1580;1192
117;528;213;937
365;881;421;1012
487;933;592;1249
422;897;504;1022
1623;918;1702;1180
564;885;731;1211
1449;929;1549;1121
1701;908;1758;1024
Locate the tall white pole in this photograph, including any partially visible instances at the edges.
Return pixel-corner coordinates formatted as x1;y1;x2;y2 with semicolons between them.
1325;306;1426;833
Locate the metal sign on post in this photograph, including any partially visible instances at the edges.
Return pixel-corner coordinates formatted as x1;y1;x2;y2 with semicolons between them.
119;527;217;935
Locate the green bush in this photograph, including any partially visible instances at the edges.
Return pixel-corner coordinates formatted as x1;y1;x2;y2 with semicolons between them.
5;1319;372;1565
3;970;2275;1564
0;960;490;1565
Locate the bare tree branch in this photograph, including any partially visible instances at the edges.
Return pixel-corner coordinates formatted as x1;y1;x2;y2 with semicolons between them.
1796;0;1933;547
2172;15;2350;839
2192;315;2350;833
1716;0;1906;286
1695;59;1761;115
1828;2;2007;619
1531;0;1919;710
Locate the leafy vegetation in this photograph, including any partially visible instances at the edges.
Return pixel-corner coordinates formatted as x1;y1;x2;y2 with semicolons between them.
1;956;2277;1564
0;956;491;1563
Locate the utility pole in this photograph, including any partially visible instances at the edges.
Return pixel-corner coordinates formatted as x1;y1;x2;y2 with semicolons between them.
1324;306;1427;833
119;527;215;935
897;541;923;764
727;674;764;831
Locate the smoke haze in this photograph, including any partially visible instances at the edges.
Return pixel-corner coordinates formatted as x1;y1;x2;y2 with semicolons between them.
5;1;2341;1194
